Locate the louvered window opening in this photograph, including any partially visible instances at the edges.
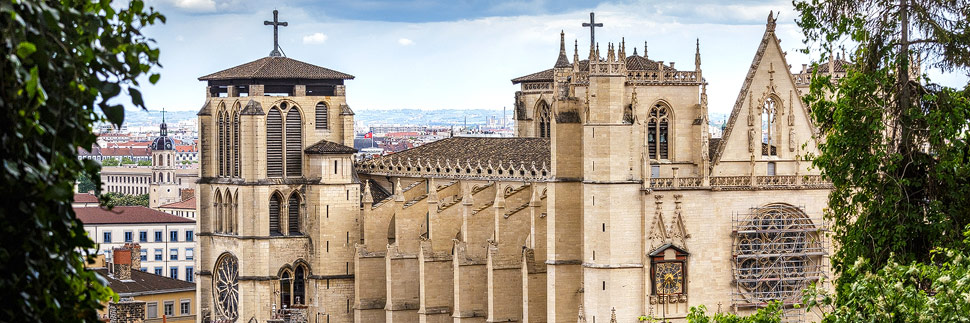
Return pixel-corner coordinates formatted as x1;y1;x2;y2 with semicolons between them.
218;112;225;177
269;194;282;236
288;194;301;235
285;108;303;177
315;102;328;130
266;108;284;177
233;113;240;177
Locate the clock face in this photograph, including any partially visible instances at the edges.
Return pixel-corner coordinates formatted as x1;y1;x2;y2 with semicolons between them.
655;262;684;295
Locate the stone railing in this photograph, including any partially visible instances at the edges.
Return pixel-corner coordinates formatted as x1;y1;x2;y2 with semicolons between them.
522;82;551;91
357;157;550;182
648;175;831;190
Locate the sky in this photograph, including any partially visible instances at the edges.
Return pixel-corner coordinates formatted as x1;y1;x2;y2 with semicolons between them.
136;0;968;116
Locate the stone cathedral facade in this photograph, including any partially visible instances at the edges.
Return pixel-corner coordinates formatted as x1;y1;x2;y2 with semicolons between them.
199;12;838;323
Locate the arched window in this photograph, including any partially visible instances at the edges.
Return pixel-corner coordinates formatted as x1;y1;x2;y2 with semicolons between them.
762;98;777;156
215;190;224;233
287;193;301;235
647;104;670;160
269;193;282;236
232;111;240;177
225;190;234;234
285;107;303;177
266;108;284;177
536;101;551;138
222;111;230;176
293;265;306;305
280;271;291;308
315;102;329;130
218;111;225;176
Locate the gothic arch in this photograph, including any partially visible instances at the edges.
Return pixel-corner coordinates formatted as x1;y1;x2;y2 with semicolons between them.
224;189;234;234
266;107;284;177
213;252;239;321
286;191;302;236
646;100;674;160
231;102;241;177
269;191;283;236
292;262;308;305
214;188;224;233
759;94;784;157
315;101;329;130
535;100;551;138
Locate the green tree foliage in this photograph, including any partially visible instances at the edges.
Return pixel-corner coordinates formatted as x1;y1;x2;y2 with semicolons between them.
121;157;135;164
639;302;783;323
802;226;970;322
76;172;96;193
0;1;163;321
795;0;970;277
101;158;120;166
137;159;152;166
101;193;150;207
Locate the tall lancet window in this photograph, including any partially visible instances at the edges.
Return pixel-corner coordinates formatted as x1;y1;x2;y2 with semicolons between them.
536;101;551;138
266;108;283;177
232;111;240;177
215;190;224;233
315;102;329;130
285;107;303;177
762;98;777;156
287;193;301;236
647;104;670;160
280;271;291;308
269;193;282;236
293;265;306;305
218;111;226;177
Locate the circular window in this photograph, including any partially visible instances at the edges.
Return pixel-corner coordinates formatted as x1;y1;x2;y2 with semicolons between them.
214;253;239;321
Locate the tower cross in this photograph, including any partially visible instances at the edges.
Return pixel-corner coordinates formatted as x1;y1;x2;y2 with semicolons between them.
264;9;288;57
582;12;604;49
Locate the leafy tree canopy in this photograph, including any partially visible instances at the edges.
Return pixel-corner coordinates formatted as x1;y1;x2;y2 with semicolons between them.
101;158;120;166
0;0;163;321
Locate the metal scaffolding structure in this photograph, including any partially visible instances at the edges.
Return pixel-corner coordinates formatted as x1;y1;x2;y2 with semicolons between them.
732;204;827;322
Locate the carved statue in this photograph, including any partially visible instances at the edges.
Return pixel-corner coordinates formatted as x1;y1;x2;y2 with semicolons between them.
701;136;709;161
748;128;756;152
789;128;796;152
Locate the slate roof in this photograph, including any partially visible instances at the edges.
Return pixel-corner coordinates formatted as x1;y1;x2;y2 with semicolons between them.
198;56;354;81
362;137;550;169
158;197;196;210
812;58;849;73
75;206;195;224
92;268;195;296
511;56;676;84
305;139;358;155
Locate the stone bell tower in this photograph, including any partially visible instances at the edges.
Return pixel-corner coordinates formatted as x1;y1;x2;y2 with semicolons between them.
149;112;179;208
195;10;359;323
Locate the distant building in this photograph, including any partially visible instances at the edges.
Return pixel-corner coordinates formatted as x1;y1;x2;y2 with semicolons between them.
73;193;99;208
174;143;199;164
90;243;196;322
158;197;198;219
77;206;197;282
100;167;196;196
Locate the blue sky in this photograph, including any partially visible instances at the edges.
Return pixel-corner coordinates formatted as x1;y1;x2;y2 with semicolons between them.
136;0;967;115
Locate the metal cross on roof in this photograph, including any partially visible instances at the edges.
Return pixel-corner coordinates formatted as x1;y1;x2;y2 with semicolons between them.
264;9;288;57
582;12;603;49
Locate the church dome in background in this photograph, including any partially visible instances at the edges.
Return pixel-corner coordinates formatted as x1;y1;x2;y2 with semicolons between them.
150;121;174;151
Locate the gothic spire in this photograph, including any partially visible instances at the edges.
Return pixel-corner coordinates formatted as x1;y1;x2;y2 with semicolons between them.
555;30;571;68
643;41;649;59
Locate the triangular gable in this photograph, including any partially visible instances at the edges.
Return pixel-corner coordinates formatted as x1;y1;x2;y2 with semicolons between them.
711;12;820;168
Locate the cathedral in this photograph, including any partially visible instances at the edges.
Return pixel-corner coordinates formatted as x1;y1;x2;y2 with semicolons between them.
197;11;837;323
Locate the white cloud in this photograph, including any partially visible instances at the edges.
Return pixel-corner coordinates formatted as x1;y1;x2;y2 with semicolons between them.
398;38;415;46
175;35;185;42
302;33;328;44
172;0;216;12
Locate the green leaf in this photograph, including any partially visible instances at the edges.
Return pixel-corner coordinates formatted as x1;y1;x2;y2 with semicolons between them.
100;82;121;99
148;73;160;84
16;41;36;58
129;88;144;109
101;104;125;126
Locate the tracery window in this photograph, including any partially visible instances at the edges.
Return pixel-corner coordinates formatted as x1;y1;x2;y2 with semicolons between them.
762;98;777;156
269;193;282;236
315;102;329;130
536;101;550;138
213;253;238;321
647;104;670;160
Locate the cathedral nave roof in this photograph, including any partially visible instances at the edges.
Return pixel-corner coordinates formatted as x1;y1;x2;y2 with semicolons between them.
198;56;355;81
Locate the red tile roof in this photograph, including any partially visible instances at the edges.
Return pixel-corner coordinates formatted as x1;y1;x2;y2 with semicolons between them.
75;206;195;224
73;193;99;203
174;145;197;153
158;197;197;210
